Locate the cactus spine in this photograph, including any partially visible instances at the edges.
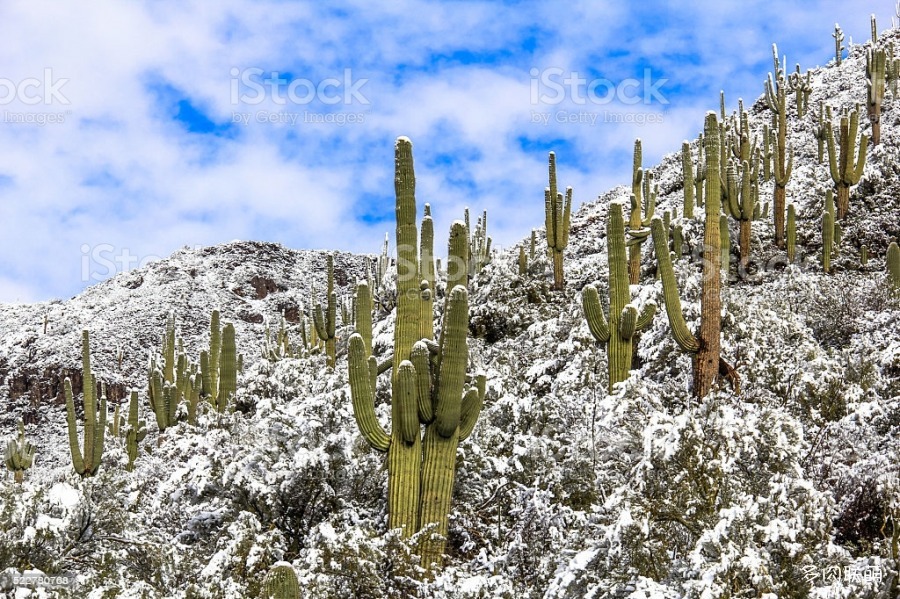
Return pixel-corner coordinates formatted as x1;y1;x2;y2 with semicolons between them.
867;47;887;146
348;138;482;570
765;44;794;248
262;563;300;599
582;202;656;393
651;112;739;399
888;242;900;293
826;107;868;220
5;418;35;483
627;139;655;283
65;330;106;477
544;152;572;290
313;254;338;368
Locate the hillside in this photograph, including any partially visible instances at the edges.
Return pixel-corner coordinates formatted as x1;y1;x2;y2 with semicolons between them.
1;28;900;599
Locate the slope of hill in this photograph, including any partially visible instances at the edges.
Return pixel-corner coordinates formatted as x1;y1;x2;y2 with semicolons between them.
1;27;899;599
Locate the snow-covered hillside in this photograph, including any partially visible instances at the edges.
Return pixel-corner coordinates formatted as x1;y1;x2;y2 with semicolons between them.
1;28;900;599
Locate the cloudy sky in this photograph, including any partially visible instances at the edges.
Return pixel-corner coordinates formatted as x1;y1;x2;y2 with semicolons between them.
0;1;894;302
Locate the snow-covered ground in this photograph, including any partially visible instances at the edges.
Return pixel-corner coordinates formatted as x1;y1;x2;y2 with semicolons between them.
1;29;899;599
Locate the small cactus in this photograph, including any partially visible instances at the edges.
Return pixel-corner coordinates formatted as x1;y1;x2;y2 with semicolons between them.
833;23;845;66
5;418;35;483
313;254;338;368
786;204;797;263
888;242;900;292
125;390;147;472
261;563;300;599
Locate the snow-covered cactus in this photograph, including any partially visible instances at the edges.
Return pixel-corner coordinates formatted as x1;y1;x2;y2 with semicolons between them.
764;44;794;248
651;112;740;399
65;331;107;477
826;107;867;220
822;210;834;274
261;563;300;599
787;204;797;263
866;47;886;146
888;242;900;292
581;202;656;393
313;254;338;368
470;209;492;276
518;246;527;276
217;323;237;412
5;418;35;483
788;64;812;118
627;139;656;284
694;133;707;207
544;151;572;290
860;245;869;266
833;23;845;66
203;310;222;408
125;390;147;472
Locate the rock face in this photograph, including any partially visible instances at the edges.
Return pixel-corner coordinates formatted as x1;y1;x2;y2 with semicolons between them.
0;241;372;424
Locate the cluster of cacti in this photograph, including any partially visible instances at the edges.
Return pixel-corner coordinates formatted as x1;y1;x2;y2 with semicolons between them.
627;139;656;284
764;44;794;249
5;418;35;483
348;137;484;570
468;208;492;276
313;254;338;368
866;46;887;146
544;152;572;290
833;23;845;66
789;64;812;118
149;312;202;429
65;330;107;477
888;242;900;293
825;106;867;219
651;112;740;399
582;202;656;393
261;564;300;599
264;313;305;361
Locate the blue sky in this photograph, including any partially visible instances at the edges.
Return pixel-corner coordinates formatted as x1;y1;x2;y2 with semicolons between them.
0;0;894;301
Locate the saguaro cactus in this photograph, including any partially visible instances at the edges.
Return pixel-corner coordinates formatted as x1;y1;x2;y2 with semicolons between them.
786;204;797;263
826;107;868;219
833;24;845;66
65;331;107;477
867;47;887;146
627;139;656;283
262;563;301;599
5;419;35;483
348;138;483;571
789;64;812;119
888;242;900;292
313;254;338;368
813;103;832;164
354;280;373;357
651;112;740;399
765;45;794;248
724;159;761;271
582;202;656;393
545;152;572;290
682;141;695;219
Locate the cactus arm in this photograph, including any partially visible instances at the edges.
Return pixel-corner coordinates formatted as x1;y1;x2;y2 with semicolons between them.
348;334;391;451
411;341;433;424
618;304;638;340
635;301;657;331
396;361;420;445
64;378;86;475
582;285;610;343
433;286;469;439
852;135;868;183
651;218;700;353
826;121;840;183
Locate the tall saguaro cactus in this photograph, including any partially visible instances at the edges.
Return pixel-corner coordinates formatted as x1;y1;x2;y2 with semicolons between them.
765;45;794;248
627;139;656;283
313;254;338;368
125;390;147;472
682;141;695;219
867;47;887;146
724;159;761;270
651;112;739;399
582;202;656;393
65;330;107;477
544;152;572;290
826;107;868;219
348;138;483;571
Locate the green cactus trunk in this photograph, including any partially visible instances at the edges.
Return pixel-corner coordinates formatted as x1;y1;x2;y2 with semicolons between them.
786;204;796;263
826;108;867;220
64;331;107;476
887;242;899;292
545;152;572;291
